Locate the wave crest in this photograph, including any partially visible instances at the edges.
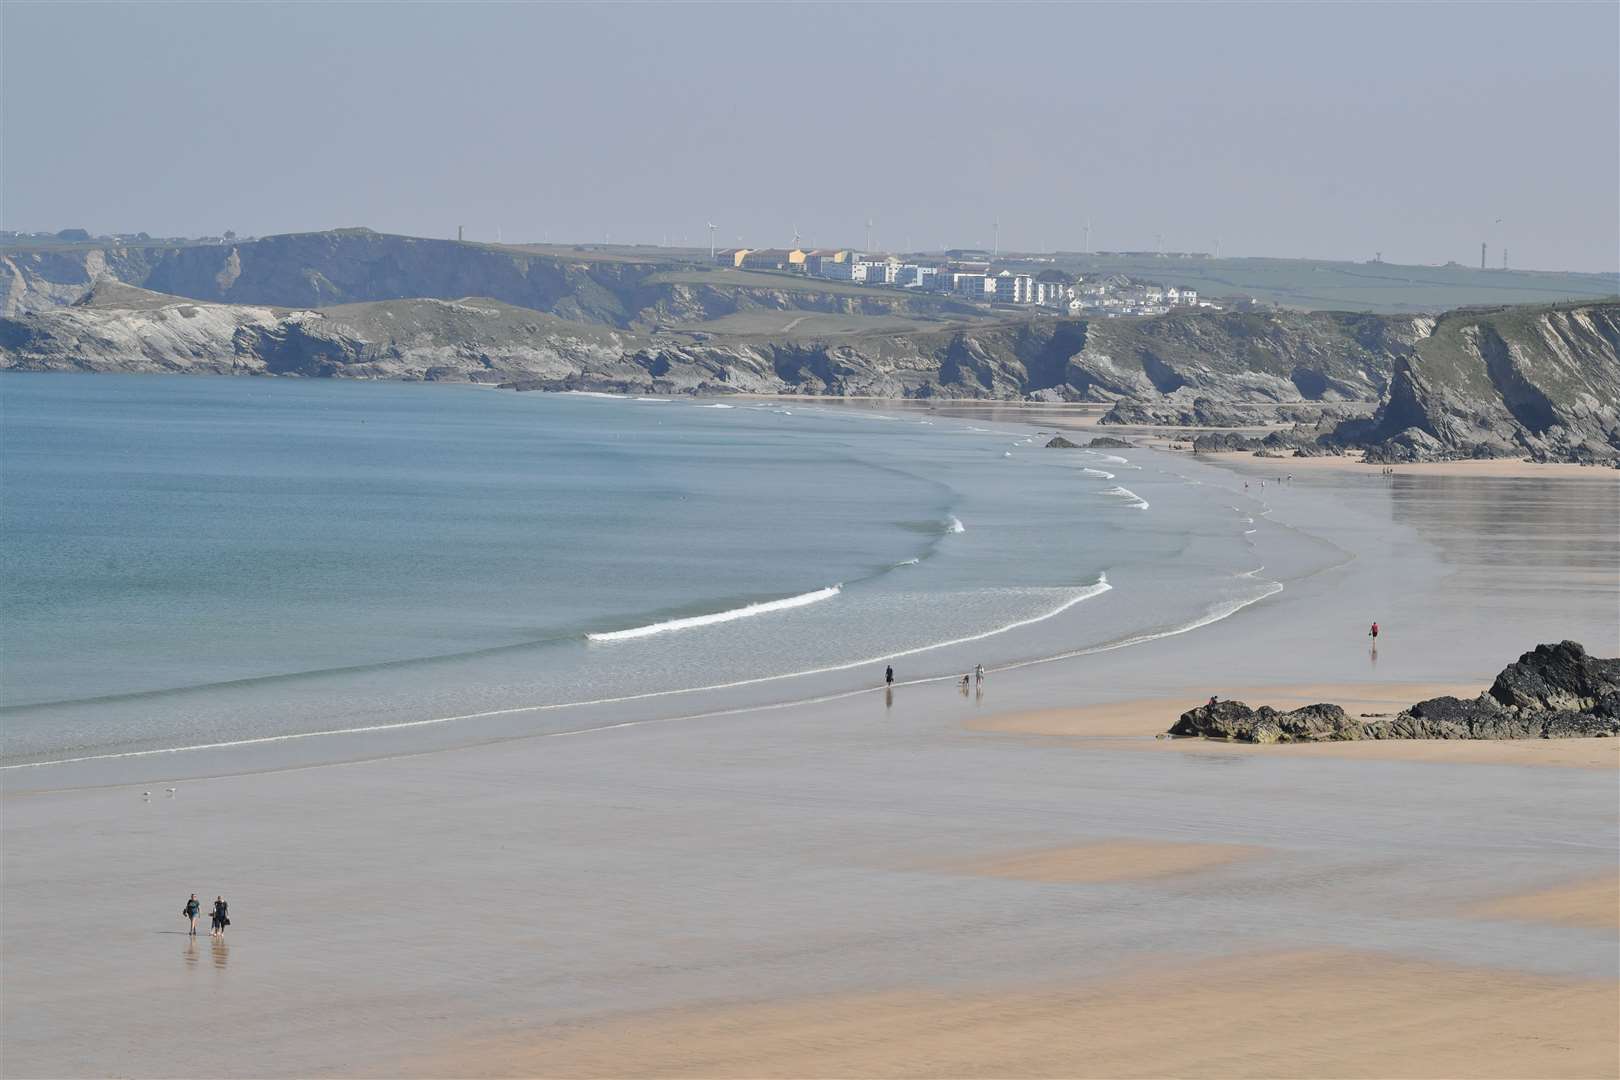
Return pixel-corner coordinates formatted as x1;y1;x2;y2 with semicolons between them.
588;585;841;642
1099;486;1150;510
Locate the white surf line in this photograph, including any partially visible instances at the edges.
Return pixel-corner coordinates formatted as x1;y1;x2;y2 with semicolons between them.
990;576;1285;677
587;586;841;641
2;578;1113;771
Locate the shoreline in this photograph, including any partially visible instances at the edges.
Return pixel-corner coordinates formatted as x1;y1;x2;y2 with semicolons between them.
740;395;1619;478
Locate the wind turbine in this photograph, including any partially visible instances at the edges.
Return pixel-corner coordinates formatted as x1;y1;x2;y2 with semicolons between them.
706;222;718;259
792;224;803;249
865;218;874;253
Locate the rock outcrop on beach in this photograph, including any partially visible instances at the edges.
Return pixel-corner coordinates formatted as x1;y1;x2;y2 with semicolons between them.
1170;642;1620;743
1044;435;1080;448
1085;436;1134;448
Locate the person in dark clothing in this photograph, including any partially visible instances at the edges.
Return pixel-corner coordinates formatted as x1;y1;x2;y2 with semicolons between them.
1369;621;1380;640
885;665;894;687
211;896;230;938
183;894;200;936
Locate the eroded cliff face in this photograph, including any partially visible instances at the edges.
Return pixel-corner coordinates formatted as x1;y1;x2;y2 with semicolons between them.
1066;310;1430;403
1353;303;1620;461
0;230;971;327
4;281;1616;461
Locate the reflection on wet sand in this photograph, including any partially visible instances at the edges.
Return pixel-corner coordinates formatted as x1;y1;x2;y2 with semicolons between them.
212;939;229;970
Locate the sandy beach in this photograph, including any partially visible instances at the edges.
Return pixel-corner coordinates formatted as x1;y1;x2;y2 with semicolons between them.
4;424;1616;1079
403;951;1619;1079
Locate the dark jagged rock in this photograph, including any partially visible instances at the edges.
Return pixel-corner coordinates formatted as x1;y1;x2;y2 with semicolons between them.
1085;436;1134;448
1192;431;1262;452
1044;435;1079;449
1171;642;1620;743
1170;701;1359;743
1487;640;1620;713
1170;700;1259;740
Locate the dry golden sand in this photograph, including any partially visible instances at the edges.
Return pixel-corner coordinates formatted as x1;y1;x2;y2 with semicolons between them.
924;840;1261;884
970;682;1620;769
402;951;1620;1079
1469;873;1620;930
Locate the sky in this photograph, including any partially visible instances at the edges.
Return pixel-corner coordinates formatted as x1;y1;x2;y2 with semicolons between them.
3;2;1617;272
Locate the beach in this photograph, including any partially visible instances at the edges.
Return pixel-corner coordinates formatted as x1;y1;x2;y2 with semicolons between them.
3;392;1618;1078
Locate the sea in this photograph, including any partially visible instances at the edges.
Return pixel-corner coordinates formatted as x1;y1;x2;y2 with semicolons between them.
2;374;1326;769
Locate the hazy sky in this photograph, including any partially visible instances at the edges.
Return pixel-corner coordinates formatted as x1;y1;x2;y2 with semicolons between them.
4;2;1617;271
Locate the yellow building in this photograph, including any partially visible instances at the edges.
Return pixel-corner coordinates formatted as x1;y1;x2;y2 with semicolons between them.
740;248;805;270
715;248;752;267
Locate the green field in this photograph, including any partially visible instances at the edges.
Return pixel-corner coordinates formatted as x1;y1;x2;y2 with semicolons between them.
1026;253;1618;314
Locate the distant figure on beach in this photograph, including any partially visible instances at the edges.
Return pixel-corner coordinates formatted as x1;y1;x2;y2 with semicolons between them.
885;665;894;687
959;675;971;694
182;894;200;936
1369;621;1380;640
974;663;985;686
211;896;230;938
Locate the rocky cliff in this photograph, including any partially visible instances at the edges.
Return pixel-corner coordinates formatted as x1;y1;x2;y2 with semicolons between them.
4;249;1616;461
0;229;972;328
1341;302;1620;462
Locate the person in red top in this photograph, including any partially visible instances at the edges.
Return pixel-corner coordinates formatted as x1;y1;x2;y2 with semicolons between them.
1369;621;1380;640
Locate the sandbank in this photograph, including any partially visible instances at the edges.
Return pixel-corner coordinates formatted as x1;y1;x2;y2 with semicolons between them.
971;681;1620;768
923;839;1261;883
400;950;1620;1079
1468;873;1620;929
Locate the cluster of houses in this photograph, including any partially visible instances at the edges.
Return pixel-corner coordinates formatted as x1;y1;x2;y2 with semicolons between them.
714;247;1203;315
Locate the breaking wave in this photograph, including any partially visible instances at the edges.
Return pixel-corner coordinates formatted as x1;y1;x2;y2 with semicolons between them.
587;585;841;642
1100;486;1150;510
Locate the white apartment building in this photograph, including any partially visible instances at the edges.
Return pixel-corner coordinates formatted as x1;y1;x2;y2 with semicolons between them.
864;259;901;285
994;273;1038;304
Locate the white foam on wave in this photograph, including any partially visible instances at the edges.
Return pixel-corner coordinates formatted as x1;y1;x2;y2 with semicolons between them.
946;516;966;533
894;557;921;566
694;403;735;409
1099;486;1150;510
562;390;622;399
635;397;671;403
5;575;1115;771
1096;453;1128;464
587;585;841;642
1081;467;1115;479
998;574;1285;676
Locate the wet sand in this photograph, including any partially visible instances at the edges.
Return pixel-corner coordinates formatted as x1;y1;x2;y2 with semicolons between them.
402;951;1619;1079
1469;873;1620;929
925;839;1263;883
971;681;1620;769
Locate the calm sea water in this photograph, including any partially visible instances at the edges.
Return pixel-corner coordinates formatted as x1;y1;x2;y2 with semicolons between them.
1;375;1295;766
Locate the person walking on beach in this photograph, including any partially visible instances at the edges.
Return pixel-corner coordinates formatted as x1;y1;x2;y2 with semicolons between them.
182;894;200;936
210;896;230;938
974;663;985;686
1369;621;1380;641
885;665;894;688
